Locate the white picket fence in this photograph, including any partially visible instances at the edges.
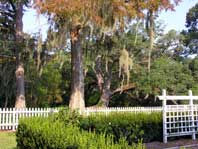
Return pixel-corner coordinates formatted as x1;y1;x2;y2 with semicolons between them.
0;107;162;131
85;106;162;116
0;108;59;131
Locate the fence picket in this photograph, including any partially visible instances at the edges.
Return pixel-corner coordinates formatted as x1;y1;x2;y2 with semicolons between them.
5;108;8;130
8;108;11;129
12;108;15;131
2;108;5;130
0;108;1;130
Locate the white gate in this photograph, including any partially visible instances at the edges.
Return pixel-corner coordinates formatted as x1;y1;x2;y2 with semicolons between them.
159;89;198;143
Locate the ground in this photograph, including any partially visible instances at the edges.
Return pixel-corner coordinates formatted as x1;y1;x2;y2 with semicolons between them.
0;131;16;149
146;139;198;149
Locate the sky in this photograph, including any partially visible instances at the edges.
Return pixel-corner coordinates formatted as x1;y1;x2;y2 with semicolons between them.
23;8;49;40
158;0;197;32
23;0;198;40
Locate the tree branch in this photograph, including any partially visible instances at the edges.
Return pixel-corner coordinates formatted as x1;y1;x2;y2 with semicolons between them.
0;10;15;18
112;83;136;94
8;0;16;11
93;55;104;92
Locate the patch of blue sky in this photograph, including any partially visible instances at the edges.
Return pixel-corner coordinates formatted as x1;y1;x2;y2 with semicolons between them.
158;0;197;33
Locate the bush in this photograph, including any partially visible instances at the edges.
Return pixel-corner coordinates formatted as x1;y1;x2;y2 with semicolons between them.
51;107;81;126
16;116;145;149
79;112;162;143
49;108;162;143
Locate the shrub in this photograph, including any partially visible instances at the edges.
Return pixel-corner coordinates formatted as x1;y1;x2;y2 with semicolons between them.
16;117;145;149
50;107;81;126
79;112;162;143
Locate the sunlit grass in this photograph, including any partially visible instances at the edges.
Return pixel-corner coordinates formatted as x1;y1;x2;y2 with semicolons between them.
0;131;16;149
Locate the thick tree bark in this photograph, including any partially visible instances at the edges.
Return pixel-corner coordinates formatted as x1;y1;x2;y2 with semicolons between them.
148;10;154;73
15;64;25;108
93;56;112;107
69;25;85;111
98;78;112;107
4;96;8;108
15;2;26;108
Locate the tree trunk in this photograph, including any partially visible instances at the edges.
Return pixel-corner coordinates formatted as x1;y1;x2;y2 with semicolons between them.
134;19;140;46
148;10;154;73
99;88;112;107
97;75;112;107
69;25;85;112
93;56;112;107
4;95;8;108
15;64;25;108
15;2;26;108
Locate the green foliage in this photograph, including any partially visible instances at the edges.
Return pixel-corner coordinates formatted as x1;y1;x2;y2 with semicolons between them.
16;116;145;149
50;108;81;126
181;3;198;55
0;61;16;107
185;3;198;32
156;29;185;58
25;55;67;107
189;57;198;81
38;60;63;104
150;57;193;94
79;112;162;143
133;57;194;96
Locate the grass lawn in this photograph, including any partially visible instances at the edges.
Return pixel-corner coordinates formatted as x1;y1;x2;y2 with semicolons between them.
0;131;16;149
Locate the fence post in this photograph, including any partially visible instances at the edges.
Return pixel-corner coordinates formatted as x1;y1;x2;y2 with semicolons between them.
162;89;167;143
189;90;196;140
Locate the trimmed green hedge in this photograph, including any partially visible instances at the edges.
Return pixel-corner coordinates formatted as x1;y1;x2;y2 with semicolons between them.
79;112;162;143
16;108;162;148
16;116;144;149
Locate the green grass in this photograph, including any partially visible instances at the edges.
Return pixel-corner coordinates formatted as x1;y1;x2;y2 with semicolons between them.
0;131;16;149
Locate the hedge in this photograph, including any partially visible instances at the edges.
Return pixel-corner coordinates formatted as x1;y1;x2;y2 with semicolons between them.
16;116;145;149
79;112;163;143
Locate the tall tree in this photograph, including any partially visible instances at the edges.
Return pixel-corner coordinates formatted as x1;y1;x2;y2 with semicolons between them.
35;0;143;111
145;0;181;73
15;1;26;108
0;0;29;108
